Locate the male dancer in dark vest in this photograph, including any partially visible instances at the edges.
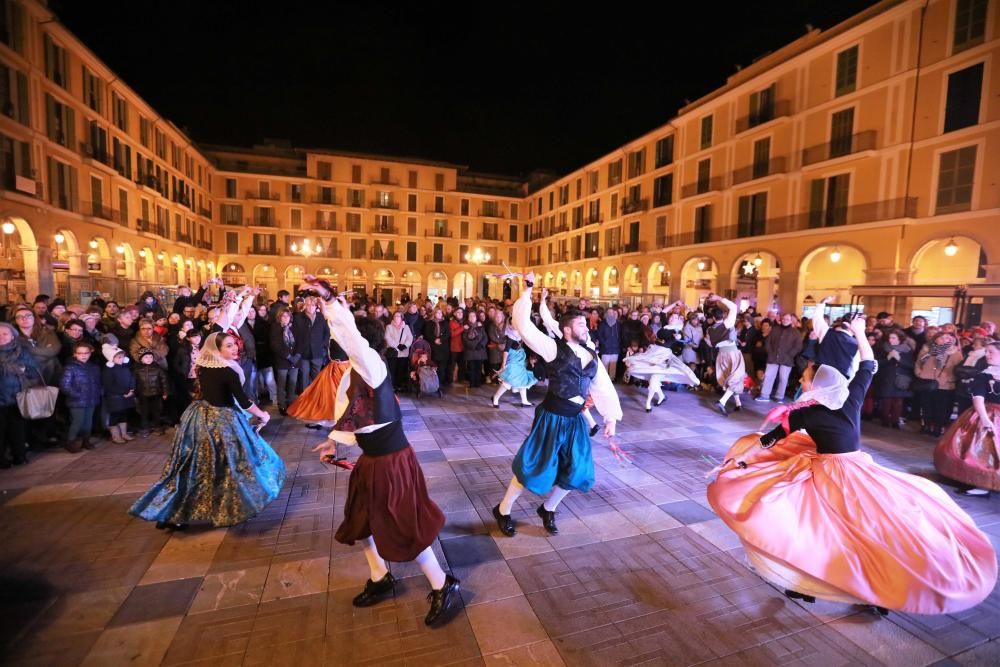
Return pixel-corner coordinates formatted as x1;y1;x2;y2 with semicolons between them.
306;277;459;626
493;273;623;536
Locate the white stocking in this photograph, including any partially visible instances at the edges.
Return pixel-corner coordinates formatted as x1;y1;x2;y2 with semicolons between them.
363;536;388;581
415;546;447;590
582;409;597;428
720;389;733;406
492;384;509;406
543;487;571;512
498;477;524;515
518;388;530;405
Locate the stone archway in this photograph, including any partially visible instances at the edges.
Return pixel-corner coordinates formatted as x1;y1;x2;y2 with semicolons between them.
0;213;39;301
646;261;670;299
729;249;780;314
797;244;867;315
679;255;718;307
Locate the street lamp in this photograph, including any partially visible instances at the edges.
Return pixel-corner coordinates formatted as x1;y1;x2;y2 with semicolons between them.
464;247;491;298
944;238;958;257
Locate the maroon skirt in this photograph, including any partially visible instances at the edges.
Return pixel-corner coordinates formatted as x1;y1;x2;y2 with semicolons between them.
334;445;445;562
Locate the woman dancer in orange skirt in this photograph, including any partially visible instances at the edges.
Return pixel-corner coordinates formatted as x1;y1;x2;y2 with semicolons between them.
708;315;996;615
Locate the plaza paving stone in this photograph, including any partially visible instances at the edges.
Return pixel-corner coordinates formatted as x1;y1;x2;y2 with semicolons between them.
0;383;997;665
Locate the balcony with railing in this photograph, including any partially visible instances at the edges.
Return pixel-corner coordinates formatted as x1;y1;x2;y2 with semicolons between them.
735;99;792;134
176;232;192;245
198;207;212;218
79;142;114;171
658;197;917;247
136;218;153;233
477;208;505;218
371;199;399;210
248;246;280;256
313;219;338;232
801;130;877;167
550;222;569;234
681;177;726;199
423;254;453;264
346;196;365;208
426;206;453;215
135;174;162;193
196;239;212;250
311;195;338;205
731;156;789;186
370;224;398;234
554;252;569;263
247;217;278;228
424;229;453;238
583;214;603;226
526;256;543;267
621;198;649;214
369;177;400;186
370;249;399;261
477;231;503;242
83;201;113;221
245;190;280;201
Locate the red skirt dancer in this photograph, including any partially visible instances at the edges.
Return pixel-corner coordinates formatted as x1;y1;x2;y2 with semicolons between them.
287;360;350;421
708;432;997;614
935;402;1000;491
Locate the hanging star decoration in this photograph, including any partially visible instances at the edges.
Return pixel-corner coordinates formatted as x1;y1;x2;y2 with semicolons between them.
742;261;757;276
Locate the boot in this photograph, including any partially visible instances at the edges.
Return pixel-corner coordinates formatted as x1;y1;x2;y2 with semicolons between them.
119;423;135;441
109;424;127;444
81;436;95;450
64;439;83;454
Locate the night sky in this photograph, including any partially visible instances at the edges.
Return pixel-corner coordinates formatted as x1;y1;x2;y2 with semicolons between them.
52;0;881;176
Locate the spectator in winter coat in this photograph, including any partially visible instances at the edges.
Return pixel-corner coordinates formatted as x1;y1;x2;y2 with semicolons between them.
292;298;329;391
423;308;450;386
138;291;167;320
0;322;42;467
59;341;102;452
462;311;488;388
448;309;466;384
757;313;804;402
134;348;169;435
596;309;622;380
270;309;300;414
172;282;209;315
102;344;135;444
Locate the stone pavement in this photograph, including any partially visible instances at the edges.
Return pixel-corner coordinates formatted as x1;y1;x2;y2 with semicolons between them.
0;383;997;666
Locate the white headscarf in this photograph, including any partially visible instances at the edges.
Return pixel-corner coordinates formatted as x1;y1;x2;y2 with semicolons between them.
195;332;245;385
798;364;851;411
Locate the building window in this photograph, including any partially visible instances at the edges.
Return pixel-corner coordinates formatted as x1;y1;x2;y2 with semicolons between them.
44;94;75;148
0;66;29;126
737;192;767;237
584;232;599;259
290;183;302;202
43;34;68;88
347;188;364;207
434;195;444;213
510;203;519;219
508;224;518;243
433;243;443;262
379;166;390;183
829;108;855;158
653;174;673;207
434;173;445;190
320;186;333;204
607;159;622;186
225;178;237;198
835;46;858;97
226;231;239;254
140;117;150;148
118;188;128;225
508;248;517;265
694;205;711;243
809;174;850;227
408;193;417;212
460;220;469;239
406;241;417;262
954;0;988;53
935;146;976;214
346;212;361;232
350;238;366;259
351;164;361;183
696;159;711;194
0;133;31;190
944;63;984;133
82;67;103;113
0;1;26;53
407;217;416;235
700;116;713;149
752;137;771;178
655;135;674;168
220;203;242;225
408;170;417;188
627;148;645;179
748;84;776;127
290;209;302;229
316;161;331;180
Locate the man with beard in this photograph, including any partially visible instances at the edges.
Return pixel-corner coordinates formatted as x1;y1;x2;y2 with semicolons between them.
492;273;622;537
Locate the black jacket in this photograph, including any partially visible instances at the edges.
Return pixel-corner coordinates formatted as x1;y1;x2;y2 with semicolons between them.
423;319;450;361
292;311;330;359
270;321;301;370
172;286;207;315
134;363;169;398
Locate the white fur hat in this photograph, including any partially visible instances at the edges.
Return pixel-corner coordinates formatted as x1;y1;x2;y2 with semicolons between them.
102;343;127;368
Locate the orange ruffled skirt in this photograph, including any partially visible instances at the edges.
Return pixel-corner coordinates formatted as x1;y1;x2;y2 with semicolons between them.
708;432;997;614
286;360;350;421
934;403;1000;491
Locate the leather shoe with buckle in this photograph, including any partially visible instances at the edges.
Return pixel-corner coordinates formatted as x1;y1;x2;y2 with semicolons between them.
536;504;559;534
425;574;461;626
352;572;396;607
492;504;516;537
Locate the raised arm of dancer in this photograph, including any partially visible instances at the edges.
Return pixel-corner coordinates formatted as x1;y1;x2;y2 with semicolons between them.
539;289;562;339
719;296;738;329
512;277;557;362
851;315;874;361
812;296;832;343
589;361;622;434
231;289;257;331
321;298;387;388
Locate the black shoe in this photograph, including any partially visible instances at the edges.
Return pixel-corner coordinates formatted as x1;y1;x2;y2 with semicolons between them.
716;403;728;417
425;574;461;626
536;504;558;534
155;521;188;531
784;589;815;603
278;408;288;416
492;504;516;537
589;424;600;437
655;396;665;407
352;573;396;608
645;406;652;413
874;605;889;616
733;404;742;412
